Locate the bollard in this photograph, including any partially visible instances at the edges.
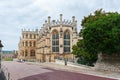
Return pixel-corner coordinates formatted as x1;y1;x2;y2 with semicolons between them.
64;58;67;66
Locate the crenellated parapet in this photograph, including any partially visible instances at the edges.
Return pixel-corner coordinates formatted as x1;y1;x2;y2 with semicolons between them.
22;28;39;33
38;14;78;39
44;14;77;27
21;28;39;40
50;19;73;26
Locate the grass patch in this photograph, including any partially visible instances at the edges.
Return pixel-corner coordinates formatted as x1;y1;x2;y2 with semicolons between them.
28;60;35;62
3;58;13;61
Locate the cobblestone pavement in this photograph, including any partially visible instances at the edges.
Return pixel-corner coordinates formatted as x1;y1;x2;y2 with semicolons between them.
2;61;119;80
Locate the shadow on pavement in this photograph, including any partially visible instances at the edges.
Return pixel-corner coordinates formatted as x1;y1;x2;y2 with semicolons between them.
0;71;6;80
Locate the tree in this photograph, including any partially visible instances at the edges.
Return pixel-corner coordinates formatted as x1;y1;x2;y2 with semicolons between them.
82;9;120;55
72;9;120;66
72;39;97;66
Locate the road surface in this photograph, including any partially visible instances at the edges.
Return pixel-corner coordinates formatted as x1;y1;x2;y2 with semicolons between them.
2;61;117;80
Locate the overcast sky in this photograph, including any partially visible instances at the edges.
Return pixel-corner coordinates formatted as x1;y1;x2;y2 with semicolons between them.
0;0;120;51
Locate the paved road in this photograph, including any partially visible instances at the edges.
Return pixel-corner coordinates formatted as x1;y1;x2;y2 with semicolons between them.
2;61;116;80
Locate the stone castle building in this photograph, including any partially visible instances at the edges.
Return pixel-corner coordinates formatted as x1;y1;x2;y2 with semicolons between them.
18;29;38;61
18;14;78;62
36;14;78;62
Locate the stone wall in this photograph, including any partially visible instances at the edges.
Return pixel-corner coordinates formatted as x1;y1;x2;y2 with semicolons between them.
55;59;92;69
95;53;120;72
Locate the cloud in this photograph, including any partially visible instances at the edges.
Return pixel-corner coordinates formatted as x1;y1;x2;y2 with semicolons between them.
0;0;120;50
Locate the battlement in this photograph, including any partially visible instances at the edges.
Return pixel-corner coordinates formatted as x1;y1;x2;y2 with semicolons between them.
39;14;77;32
22;28;39;33
46;14;77;26
38;14;77;39
50;19;73;26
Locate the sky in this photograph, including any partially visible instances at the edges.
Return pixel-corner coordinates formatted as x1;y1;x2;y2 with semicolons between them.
0;0;120;51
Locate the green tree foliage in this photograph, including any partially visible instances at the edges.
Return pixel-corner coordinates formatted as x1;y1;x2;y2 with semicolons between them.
72;39;97;66
82;9;120;55
4;58;13;61
72;9;120;66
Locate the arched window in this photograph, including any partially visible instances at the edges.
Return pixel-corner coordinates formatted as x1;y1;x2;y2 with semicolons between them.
30;50;35;56
52;31;59;52
25;50;27;56
21;50;24;56
64;31;70;52
34;35;36;39
25;41;28;46
33;41;36;47
26;34;28;39
22;42;24;46
29;41;32;47
30;34;32;39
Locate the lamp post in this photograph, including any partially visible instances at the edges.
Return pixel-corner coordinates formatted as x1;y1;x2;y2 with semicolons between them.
0;40;3;70
42;46;45;62
64;54;67;66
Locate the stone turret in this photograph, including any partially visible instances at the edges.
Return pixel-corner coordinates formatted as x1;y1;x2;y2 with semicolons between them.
72;16;75;22
60;14;63;23
48;16;51;25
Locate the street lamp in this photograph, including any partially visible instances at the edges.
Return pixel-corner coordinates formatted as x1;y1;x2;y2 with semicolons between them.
64;54;67;66
0;40;3;69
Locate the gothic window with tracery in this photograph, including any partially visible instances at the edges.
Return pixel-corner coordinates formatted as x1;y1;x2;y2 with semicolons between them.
64;31;70;52
52;31;59;52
